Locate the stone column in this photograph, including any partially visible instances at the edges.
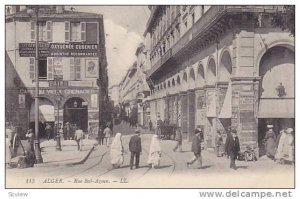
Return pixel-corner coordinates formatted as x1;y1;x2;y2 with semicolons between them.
231;77;260;153
180;91;188;140
187;89;195;141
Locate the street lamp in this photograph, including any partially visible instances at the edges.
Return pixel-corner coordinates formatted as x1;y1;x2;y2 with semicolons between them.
27;6;43;163
54;74;63;151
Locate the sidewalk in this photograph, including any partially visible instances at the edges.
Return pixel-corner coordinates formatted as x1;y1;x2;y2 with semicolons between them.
34;138;98;168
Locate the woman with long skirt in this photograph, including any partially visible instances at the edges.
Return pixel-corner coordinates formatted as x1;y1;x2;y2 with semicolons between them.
147;135;162;169
110;133;124;168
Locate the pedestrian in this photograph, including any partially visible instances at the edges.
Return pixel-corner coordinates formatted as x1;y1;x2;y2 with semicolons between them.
275;128;294;164
149;120;153;131
74;125;84;151
98;127;105;145
215;131;224;157
156;116;163;138
25;128;35;151
224;126;233;158
173;127;183;152
226;129;240;170
24;146;36;168
264;125;277;160
129;129;142;170
65;122;71;140
45;123;53;141
104;124;113;147
110;133;124;168
12;130;23;157
147;135;162;169
6;122;13;145
187;128;203;169
6;134;12;167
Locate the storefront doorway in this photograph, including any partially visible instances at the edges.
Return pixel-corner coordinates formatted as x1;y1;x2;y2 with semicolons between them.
63;97;88;132
257;45;295;156
29;97;55;138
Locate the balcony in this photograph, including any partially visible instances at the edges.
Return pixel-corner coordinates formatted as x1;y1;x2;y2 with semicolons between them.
146;5;285;81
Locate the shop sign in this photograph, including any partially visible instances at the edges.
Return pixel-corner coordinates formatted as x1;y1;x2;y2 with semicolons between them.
29;88;98;96
18;94;26;108
19;43;99;57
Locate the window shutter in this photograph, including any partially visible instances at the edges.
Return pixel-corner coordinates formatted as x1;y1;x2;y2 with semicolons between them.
29;57;35;79
80;22;86;41
65;21;70;42
47;57;53;80
70;58;75;80
46;21;52;42
30;21;35;42
75;58;81;80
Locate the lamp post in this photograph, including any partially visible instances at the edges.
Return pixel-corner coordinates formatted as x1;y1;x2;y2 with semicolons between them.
54;74;63;151
27;6;43;163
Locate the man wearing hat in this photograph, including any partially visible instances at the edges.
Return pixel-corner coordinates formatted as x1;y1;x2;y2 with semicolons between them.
187;128;203;169
129;129;142;170
264;124;276;160
226;129;240;170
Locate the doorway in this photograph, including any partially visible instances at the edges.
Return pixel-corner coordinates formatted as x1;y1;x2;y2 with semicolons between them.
63;97;88;132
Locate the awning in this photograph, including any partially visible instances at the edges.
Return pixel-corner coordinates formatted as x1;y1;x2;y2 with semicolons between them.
258;98;294;118
30;100;55;122
219;83;232;119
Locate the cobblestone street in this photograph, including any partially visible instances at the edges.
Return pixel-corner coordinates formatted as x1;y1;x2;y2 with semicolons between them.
6;122;294;188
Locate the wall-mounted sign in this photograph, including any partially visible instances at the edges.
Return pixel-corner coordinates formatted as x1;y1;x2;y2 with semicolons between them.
85;59;98;78
19;43;99;57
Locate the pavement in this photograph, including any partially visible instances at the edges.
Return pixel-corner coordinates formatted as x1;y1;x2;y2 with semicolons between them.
5;123;294;188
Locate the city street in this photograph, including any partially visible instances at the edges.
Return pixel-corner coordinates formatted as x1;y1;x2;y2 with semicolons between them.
6;122;294;188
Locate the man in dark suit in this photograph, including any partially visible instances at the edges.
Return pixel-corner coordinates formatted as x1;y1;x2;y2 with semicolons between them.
129;129;142;170
187;128;203;169
226;129;240;170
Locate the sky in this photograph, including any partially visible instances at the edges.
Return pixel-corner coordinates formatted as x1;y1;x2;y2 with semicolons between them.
66;6;151;87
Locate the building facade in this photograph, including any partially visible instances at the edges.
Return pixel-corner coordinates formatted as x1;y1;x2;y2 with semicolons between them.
5;6;108;136
144;6;294;154
108;84;120;107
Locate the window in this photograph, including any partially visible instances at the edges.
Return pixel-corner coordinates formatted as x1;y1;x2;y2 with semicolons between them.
65;22;86;42
191;12;195;25
86;22;97;43
69;58;81;80
38;59;47;80
71;22;80;42
31;21;52;42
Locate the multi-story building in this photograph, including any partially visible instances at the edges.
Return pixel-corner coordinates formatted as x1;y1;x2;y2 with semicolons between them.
108;84;120;107
5;6;108;135
144;5;294;155
118;43;151;126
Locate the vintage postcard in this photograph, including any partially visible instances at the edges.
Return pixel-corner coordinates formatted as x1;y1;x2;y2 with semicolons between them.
5;5;295;189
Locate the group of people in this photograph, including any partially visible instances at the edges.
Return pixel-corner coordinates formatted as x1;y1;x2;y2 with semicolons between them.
5;122;36;168
264;125;294;164
98;124;113;147
109;129;162;170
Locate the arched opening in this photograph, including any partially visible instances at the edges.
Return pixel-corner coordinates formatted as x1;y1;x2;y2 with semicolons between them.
189;68;195;81
177;75;181;85
29;97;55;138
207;58;216;85
219;51;232;82
168;80;171;87
197;64;205;85
257;46;295;156
172;78;175;87
164;82;166;89
63;97;88;132
183;72;187;82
